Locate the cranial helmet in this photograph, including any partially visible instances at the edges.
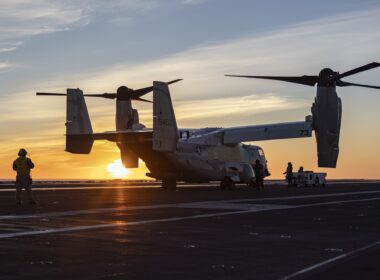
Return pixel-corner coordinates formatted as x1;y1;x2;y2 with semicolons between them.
18;148;27;156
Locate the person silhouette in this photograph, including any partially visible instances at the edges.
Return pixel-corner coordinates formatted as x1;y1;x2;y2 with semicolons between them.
283;162;293;187
13;149;36;205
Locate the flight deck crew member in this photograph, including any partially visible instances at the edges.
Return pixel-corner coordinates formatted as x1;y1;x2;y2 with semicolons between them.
253;159;264;190
13;149;36;205
283;162;293;187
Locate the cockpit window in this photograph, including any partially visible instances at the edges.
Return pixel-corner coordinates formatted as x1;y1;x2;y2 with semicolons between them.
258;148;265;156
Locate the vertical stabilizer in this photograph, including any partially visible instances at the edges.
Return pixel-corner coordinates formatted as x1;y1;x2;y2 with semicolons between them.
66;88;94;154
153;81;178;151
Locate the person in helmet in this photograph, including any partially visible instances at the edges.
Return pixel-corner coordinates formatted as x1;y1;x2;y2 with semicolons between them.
253;159;264;190
12;149;36;205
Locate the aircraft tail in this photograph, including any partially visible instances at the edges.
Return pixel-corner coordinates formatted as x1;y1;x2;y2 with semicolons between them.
152;81;178;151
66;88;94;154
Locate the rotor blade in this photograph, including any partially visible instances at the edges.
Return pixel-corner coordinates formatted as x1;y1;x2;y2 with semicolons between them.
336;80;380;89
167;78;183;85
225;75;319;87
37;92;117;99
134;79;183;98
334;62;380;80
135;97;153;103
83;93;116;99
36;92;66;96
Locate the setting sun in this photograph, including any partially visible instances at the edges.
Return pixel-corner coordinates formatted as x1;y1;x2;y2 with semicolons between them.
107;160;130;178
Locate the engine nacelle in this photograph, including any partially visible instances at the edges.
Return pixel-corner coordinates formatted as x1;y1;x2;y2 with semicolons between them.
116;99;134;130
312;87;342;168
118;143;139;168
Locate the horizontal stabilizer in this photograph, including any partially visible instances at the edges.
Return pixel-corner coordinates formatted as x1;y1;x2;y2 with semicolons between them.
66;130;153;143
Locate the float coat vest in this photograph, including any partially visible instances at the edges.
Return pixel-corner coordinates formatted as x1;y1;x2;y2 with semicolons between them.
13;157;34;176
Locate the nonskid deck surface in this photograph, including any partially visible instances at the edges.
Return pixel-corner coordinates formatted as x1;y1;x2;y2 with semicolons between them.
0;181;379;280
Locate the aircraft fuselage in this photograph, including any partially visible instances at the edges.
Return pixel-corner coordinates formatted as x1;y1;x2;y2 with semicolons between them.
125;134;268;183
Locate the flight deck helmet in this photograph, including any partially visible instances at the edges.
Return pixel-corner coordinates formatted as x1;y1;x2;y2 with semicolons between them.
18;148;27;157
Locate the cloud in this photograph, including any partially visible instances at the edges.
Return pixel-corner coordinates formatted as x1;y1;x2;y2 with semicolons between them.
0;47;17;53
182;0;209;5
169;94;307;127
0;0;169;69
0;1;88;70
0;62;12;70
0;1;89;40
0;0;171;43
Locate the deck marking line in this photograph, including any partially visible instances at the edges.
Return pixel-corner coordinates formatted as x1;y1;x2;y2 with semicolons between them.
293;197;380;209
279;241;380;280
224;190;380;203
0;209;256;239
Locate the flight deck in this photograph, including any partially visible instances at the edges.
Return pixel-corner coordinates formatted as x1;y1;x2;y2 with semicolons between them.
0;181;379;280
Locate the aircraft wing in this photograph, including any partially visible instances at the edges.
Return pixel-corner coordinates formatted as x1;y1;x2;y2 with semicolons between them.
187;119;313;146
222;121;313;144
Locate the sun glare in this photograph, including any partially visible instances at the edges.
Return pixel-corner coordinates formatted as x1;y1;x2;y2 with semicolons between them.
107;160;130;178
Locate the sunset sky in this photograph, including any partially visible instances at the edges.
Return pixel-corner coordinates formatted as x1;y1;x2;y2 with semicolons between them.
0;0;380;180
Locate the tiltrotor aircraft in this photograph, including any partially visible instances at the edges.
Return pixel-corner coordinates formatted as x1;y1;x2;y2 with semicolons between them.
37;62;379;189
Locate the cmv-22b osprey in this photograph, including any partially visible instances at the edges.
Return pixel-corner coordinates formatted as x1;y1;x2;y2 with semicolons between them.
37;62;380;189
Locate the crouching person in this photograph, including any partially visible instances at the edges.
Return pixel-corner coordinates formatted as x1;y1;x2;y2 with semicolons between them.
13;149;36;205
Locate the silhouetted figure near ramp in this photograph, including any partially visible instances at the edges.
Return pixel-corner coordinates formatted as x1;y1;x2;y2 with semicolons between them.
253;159;264;190
13;149;36;205
284;162;293;187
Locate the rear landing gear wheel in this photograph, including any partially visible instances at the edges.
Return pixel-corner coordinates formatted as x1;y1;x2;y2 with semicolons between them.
220;177;235;190
162;177;177;190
